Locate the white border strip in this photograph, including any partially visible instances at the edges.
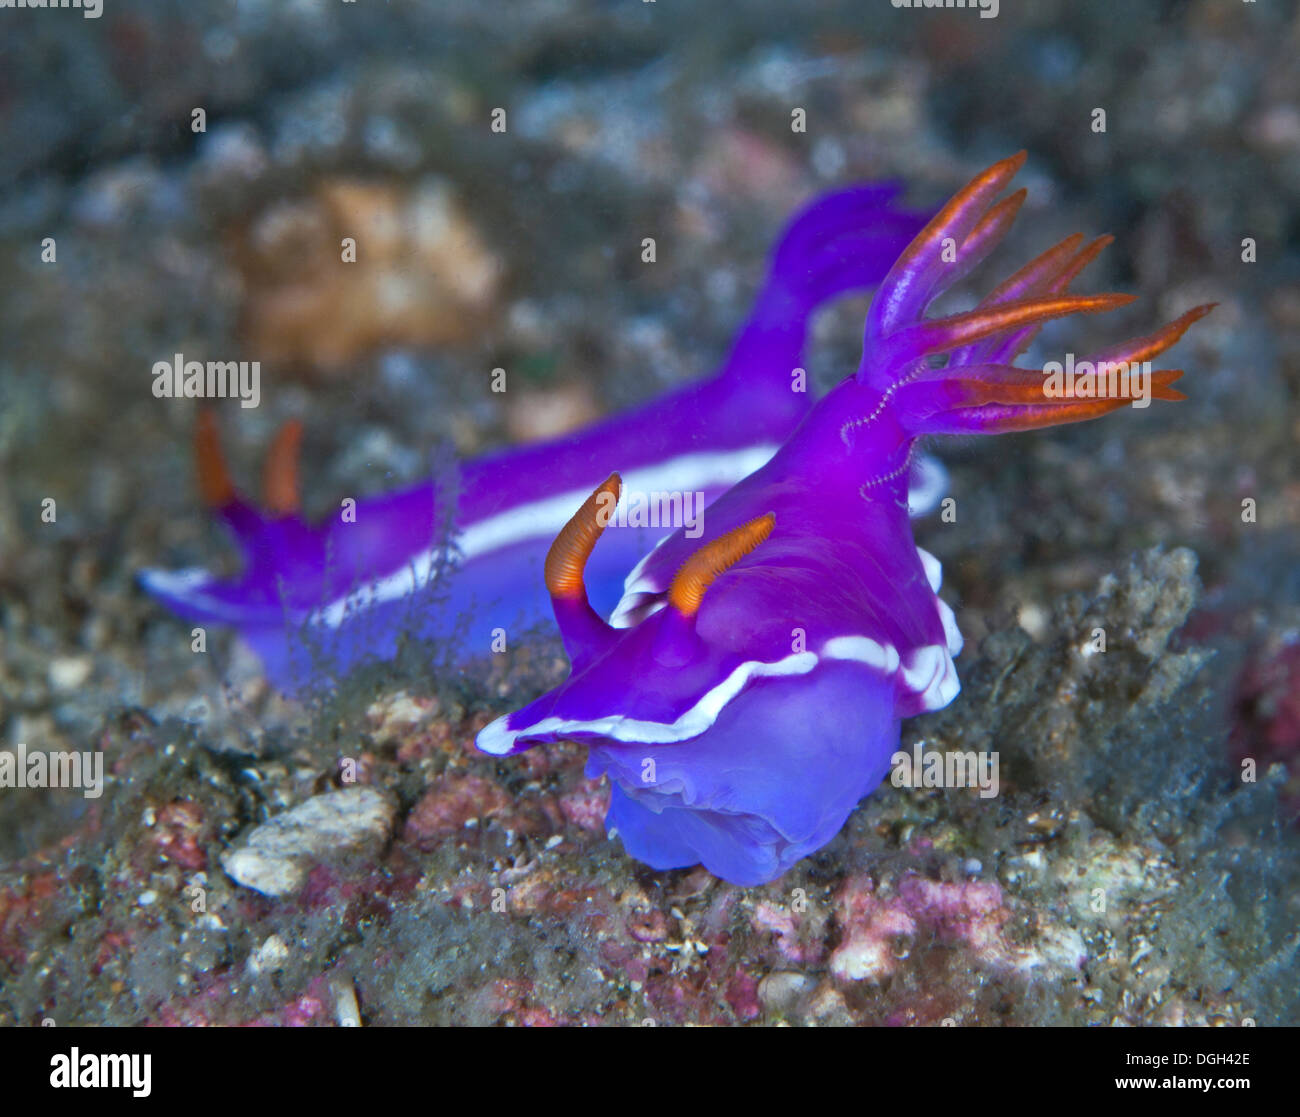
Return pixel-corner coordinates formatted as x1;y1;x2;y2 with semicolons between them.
311;444;780;629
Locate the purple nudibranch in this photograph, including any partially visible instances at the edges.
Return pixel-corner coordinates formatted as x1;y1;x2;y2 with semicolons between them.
140;181;934;688
476;153;1215;886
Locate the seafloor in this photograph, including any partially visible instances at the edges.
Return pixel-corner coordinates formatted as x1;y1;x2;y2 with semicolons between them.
1;0;1297;1025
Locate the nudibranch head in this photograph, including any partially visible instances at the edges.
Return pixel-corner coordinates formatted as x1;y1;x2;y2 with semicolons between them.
477;152;1213;887
476;459;958;884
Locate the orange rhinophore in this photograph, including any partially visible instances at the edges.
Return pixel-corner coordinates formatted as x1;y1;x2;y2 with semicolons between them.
194;409;235;508
667;513;776;617
263;419;304;516
544;473;622;601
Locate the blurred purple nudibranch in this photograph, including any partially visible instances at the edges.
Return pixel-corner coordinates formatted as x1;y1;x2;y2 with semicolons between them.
141;182;933;688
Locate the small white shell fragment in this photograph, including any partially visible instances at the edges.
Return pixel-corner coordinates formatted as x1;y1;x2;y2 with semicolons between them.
247;933;290;975
221;786;396;897
333;978;362;1027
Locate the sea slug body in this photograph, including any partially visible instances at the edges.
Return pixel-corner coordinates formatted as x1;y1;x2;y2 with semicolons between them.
141;183;933;688
477;153;1214;886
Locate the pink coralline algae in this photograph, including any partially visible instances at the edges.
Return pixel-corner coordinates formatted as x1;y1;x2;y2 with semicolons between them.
830;874;1043;982
1232;637;1300;816
403;773;512;848
0;872;61;971
473;978;564;1027
557;779;611;832
248;991;328;1028
829;877;918;983
898;876;1009;959
148;800;210;872
751;899;822;965
725;970;763;1021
